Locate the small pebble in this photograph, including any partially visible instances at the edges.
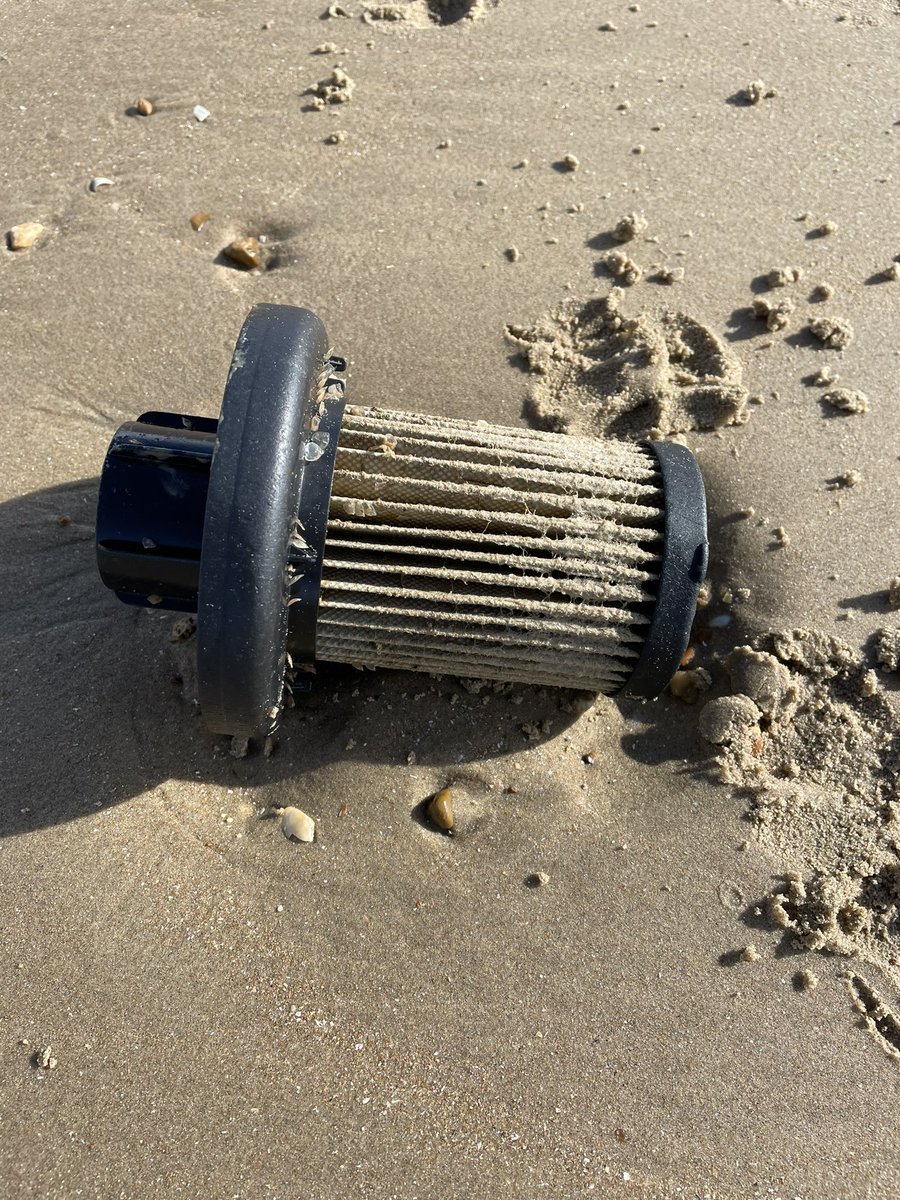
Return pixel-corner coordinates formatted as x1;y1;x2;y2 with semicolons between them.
136;97;154;116
739;945;760;963
427;787;454;832
224;236;263;269
89;177;115;191
281;806;316;843
561;153;580;172
813;220;837;236
7;221;44;251
314;41;339;53
882;261;900;282
812;282;834;300
888;575;900;610
599;21;618;31
774;526;790;547
189;211;211;231
192;104;211;122
505;246;520;263
325;130;347;144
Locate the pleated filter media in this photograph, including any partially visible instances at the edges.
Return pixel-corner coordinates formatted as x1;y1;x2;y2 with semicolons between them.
317;406;664;692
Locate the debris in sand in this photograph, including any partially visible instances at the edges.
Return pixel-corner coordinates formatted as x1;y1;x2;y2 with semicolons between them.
882;262;900;282
37;1046;57;1071
668;668;712;704
307;68;355;107
752;296;794;332
739;944;761;962
632;144;645;155
505;246;521;262
812;282;834;301
831;469;862;489
437;138;452;149
327;3;353;13
314;41;340;53
701;628;900;1034
506;288;749;440
192;104;210;122
794;967;818;992
561;153;580;172
602;250;642;284
7;221;44;251
427;787;454;832
860;670;879;699
767;266;802;287
808;316;853;350
224;237;263;269
230;736;250;759
526;871;551;887
888;576;900;610
821;387;868;415
169;615;197;643
811;365;838;387
773;526;790;547
875;627;900;672
282;806;316;842
599;20;618;31
326;129;347;144
812;219;837;237
613;212;647;243
89;176;115;191
189;211;211;231
651;265;685;285
741;80;777;104
136;97;154;116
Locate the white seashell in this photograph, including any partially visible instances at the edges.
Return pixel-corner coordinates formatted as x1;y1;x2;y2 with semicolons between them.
281;806;315;843
193;104;210;122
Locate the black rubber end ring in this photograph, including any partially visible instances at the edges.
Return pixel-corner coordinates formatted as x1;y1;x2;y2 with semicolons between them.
620;441;708;700
196;304;331;739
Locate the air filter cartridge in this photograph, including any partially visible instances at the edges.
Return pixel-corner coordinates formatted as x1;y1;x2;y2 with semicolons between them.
96;304;708;738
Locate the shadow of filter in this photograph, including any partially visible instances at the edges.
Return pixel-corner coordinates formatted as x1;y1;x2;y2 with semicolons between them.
0;479;591;838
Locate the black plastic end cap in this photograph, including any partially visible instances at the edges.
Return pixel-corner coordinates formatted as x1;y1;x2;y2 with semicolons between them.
196;304;333;739
620;440;709;700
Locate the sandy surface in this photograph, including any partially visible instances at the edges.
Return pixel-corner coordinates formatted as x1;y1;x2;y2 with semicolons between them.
1;1;899;1197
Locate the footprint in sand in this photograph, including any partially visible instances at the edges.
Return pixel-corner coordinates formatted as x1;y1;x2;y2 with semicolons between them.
505;287;749;441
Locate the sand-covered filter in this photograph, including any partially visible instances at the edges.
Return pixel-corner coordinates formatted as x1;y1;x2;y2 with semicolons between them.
318;405;666;691
96;304;708;737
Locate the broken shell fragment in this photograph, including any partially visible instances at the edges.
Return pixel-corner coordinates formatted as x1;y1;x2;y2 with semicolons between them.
224;237;263;269
281;806;316;842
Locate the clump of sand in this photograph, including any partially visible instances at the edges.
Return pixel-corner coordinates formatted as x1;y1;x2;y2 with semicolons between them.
697;629;900;1055
505;288;749;440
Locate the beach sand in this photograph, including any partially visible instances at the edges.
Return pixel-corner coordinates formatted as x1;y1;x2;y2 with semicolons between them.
1;1;899;1196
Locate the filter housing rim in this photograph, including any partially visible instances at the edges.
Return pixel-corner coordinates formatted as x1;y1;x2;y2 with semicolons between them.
620;439;708;699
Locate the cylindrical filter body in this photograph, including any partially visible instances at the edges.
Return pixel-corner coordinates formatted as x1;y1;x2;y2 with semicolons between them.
318;406;664;692
95;304;708;737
